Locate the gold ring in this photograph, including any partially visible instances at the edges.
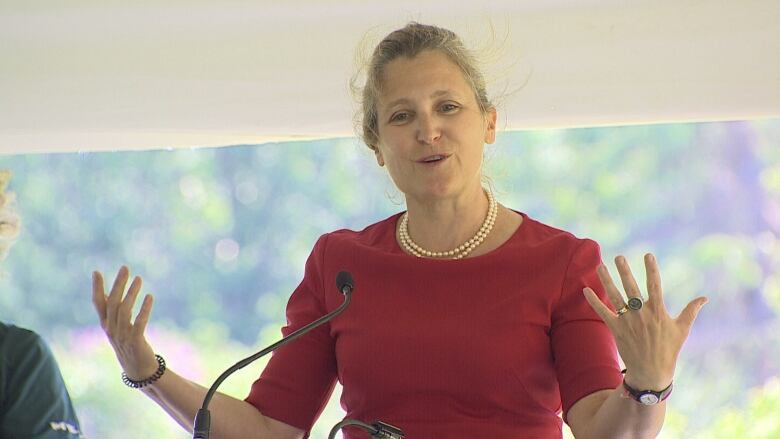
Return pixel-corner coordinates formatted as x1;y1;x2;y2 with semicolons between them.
616;306;629;316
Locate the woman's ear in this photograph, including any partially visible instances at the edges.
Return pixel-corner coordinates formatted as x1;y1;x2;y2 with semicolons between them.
484;108;497;144
373;145;385;167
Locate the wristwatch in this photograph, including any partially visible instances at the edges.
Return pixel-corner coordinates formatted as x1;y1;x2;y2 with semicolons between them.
622;379;673;405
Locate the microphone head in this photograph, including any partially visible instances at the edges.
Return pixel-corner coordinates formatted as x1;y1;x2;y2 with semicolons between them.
336;271;354;295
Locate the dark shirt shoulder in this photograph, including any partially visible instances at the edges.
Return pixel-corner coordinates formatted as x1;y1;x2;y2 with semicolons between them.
0;323;84;438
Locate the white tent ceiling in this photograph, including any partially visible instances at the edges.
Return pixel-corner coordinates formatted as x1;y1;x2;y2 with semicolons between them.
1;0;778;155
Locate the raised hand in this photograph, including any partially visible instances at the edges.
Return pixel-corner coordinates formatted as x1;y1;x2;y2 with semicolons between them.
92;266;159;381
583;253;708;391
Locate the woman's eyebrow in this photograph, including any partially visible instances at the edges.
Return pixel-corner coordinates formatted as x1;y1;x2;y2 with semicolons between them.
430;89;454;99
384;90;456;110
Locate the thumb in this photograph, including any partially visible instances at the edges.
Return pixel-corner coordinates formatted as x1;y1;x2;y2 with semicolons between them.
676;296;708;329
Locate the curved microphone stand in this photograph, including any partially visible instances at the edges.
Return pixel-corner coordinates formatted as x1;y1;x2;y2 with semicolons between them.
192;271;354;439
328;419;404;439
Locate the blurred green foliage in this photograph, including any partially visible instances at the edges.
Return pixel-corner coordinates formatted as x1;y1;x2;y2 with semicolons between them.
0;119;778;437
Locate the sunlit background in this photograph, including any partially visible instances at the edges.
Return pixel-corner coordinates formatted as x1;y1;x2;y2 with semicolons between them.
1;118;779;438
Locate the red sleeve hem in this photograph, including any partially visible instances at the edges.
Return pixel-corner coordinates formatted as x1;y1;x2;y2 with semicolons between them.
561;367;623;423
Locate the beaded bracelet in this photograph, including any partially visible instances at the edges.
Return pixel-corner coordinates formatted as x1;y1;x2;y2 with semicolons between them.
122;354;166;389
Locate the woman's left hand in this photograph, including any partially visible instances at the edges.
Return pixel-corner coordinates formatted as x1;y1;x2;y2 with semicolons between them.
583;253;708;391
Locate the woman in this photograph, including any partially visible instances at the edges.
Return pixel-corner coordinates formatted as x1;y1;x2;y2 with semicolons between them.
92;23;707;438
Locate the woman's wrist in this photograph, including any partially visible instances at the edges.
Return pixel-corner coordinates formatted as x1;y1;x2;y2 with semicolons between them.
622;378;673;405
122;354;167;389
621;368;671;391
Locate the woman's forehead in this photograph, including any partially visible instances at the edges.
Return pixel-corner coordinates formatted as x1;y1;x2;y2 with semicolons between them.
379;52;473;105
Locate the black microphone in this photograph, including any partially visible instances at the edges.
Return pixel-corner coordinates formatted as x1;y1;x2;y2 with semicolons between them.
328;419;405;439
192;270;355;439
336;270;354;295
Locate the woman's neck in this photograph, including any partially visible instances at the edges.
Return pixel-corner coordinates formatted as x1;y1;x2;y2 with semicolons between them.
403;185;490;253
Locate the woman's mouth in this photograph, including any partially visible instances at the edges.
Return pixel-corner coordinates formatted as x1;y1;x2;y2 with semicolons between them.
418;154;450;165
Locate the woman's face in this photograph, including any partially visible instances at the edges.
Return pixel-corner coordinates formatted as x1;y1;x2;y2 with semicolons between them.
374;50;496;202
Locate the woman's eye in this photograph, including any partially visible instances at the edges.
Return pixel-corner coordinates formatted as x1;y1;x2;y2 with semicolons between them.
390;112;409;123
440;103;459;113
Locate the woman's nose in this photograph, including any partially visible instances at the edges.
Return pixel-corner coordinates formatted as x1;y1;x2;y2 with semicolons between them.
416;114;441;145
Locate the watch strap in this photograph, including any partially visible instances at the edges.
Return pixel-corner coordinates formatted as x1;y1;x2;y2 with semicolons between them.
622;378;673;405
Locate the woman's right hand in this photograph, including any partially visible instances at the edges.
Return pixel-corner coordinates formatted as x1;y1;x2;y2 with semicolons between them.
92;266;306;439
92;266;159;381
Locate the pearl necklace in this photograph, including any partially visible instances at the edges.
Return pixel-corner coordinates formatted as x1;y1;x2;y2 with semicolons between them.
398;189;498;259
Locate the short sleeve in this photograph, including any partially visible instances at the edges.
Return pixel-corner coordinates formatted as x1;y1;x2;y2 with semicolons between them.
0;328;83;438
551;239;622;422
245;234;338;436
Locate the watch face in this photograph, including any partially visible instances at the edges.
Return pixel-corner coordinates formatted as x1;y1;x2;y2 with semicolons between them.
639;393;660;405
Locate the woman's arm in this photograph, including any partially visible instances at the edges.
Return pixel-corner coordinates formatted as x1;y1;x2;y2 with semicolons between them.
139;368;303;439
567;388;664;439
92;267;305;439
568;254;707;439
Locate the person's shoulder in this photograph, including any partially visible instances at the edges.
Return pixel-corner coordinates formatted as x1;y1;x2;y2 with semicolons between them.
322;213;401;249
0;324;83;438
0;323;55;364
514;211;597;250
0;323;46;352
517;212;582;240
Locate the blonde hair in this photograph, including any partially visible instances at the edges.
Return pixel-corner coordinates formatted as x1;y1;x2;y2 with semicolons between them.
353;22;495;150
0;170;21;261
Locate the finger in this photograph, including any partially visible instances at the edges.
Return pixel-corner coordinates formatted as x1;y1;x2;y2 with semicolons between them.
644;253;666;310
615;255;642;299
676;296;708;330
106;266;130;331
92;271;108;327
118;276;143;326
132;294;154;337
595;264;625;311
583;287;617;329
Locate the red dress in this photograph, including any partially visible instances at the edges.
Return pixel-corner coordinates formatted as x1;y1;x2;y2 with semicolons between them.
246;212;622;438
